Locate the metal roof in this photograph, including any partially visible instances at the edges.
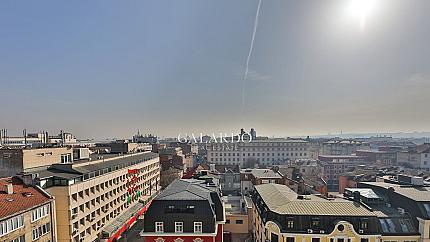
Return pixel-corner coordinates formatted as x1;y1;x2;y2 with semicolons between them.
156;179;217;201
360;182;430;202
255;183;375;216
345;188;381;199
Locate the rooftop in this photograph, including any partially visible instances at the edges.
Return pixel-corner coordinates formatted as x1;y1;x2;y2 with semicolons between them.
222;196;247;215
344;188;381;199
255;183;375;216
0;177;52;219
241;169;282;179
360;182;430;202
36;152;158;184
156;179;217;201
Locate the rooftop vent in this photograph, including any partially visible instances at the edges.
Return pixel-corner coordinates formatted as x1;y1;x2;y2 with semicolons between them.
5;198;14;202
206;182;217;187
23;192;33;197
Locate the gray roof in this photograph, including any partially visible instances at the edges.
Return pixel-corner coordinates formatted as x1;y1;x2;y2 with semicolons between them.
250;169;282;179
156;179;217;201
345;188;381;199
361;182;430;202
255;183;375;216
37;152;158;181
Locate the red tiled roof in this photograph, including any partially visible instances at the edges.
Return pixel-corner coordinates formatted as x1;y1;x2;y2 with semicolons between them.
0;177;51;218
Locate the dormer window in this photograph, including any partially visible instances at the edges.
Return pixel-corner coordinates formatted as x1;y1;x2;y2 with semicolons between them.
175;222;183;233
287;220;294;229
155;222;163;232
194;222;202;233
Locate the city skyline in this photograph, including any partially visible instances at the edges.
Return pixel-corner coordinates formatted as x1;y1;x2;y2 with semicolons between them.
1;0;429;138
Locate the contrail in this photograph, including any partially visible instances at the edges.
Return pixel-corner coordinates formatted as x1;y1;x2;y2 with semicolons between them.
242;0;262;113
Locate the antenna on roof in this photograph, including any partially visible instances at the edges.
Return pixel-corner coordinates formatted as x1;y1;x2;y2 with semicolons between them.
23;129;27;146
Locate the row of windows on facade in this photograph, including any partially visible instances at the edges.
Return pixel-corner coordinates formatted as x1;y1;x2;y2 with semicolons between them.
78;159;159;182
211;152;308;157
31;222;51;241
279;237;371;242
211;155;307;162
154;222;203;233
211;147;308;154
71;179;156;216
71;172;157;202
272;237;414;242
73;203;129;237
0;204;50;237
225;219;243;224
211;143;308;148
154;238;203;242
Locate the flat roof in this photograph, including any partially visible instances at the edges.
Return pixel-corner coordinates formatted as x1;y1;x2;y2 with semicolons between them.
360;182;430;202
37;152;158;181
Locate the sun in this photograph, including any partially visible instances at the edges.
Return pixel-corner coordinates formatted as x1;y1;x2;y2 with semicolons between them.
346;0;377;29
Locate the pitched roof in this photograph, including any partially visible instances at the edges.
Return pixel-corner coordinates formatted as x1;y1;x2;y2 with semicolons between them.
0;177;51;219
156;179;216;201
255;183;375;216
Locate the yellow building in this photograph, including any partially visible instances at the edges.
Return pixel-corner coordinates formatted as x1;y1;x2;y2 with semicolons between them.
223;196;253;241
252;183;420;242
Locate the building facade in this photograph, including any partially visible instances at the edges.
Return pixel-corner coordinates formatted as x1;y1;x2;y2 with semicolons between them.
0;177;56;242
321;140;371;156
0;147;73;178
141;179;225;242
319;155;369;192
33;152;160;242
207;139;310;166
252;183;420;242
359;178;430;242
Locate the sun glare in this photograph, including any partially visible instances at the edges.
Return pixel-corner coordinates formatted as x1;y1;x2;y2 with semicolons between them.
346;0;377;30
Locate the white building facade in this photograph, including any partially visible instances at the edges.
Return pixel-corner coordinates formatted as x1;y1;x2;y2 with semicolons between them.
207;139;310;166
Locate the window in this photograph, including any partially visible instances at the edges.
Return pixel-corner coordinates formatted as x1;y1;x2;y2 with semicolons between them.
312;238;321;242
311;219;320;227
61;154;72;163
337;239;344;242
235;220;243;224
194;222;202;233
32;222;50;241
361;220;368;229
286;237;295;242
31;204;50;222
287;220;294;229
155;222;163;232
0;215;24;237
11;235;25;242
175;222;183;233
361;239;369;242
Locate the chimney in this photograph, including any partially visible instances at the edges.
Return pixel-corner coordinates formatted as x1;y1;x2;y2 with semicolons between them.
353;191;360;202
4;184;13;194
22;174;34;186
209;164;216;172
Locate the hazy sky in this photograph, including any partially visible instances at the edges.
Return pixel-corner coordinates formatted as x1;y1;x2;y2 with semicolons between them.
1;0;429;139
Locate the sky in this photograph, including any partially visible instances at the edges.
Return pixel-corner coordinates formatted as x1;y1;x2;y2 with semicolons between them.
0;0;429;139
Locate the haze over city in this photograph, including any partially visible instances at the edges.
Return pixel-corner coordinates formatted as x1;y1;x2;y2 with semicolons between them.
1;0;429;139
